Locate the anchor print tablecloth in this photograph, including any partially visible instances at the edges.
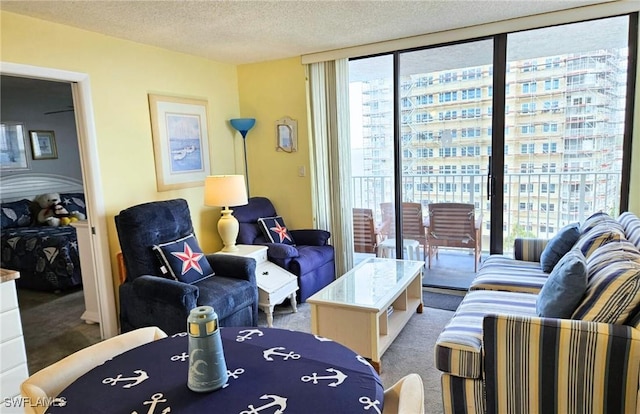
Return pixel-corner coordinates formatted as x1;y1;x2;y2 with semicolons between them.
45;327;384;414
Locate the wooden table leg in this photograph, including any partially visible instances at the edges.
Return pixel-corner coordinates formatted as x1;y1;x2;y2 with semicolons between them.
417;302;423;314
370;360;381;374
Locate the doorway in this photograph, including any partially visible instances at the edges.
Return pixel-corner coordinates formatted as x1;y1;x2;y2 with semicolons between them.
1;62;118;344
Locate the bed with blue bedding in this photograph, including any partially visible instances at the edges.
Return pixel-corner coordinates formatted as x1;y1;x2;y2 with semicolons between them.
1;193;87;291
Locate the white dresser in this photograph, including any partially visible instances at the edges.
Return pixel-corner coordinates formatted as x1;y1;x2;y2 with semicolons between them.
71;221;99;324
217;245;298;327
0;269;29;403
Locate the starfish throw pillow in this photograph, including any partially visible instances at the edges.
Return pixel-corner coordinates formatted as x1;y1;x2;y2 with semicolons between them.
258;216;296;245
153;233;215;284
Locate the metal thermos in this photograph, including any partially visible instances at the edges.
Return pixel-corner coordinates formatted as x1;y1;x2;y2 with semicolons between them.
187;306;228;392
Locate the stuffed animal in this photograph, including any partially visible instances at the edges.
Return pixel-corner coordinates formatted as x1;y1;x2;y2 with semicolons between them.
34;193;86;227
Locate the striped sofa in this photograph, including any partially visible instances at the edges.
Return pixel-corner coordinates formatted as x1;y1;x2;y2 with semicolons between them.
434;211;640;414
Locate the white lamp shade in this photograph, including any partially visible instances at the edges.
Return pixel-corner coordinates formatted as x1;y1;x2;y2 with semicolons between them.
204;175;248;207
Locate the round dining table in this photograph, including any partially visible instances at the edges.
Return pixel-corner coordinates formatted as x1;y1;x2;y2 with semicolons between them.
45;326;384;413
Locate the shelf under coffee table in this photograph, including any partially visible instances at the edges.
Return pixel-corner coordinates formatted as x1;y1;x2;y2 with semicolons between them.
307;257;424;373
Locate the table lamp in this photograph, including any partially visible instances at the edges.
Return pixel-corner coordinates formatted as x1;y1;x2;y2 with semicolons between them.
204;175;248;252
229;118;256;195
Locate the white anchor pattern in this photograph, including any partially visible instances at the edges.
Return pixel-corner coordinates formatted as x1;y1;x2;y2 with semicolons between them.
44;328;383;413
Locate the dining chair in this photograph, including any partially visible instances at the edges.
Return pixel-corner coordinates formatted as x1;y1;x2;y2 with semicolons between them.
426;202;482;272
382;373;425;414
353;208;381;254
380;202;428;260
20;326;167;414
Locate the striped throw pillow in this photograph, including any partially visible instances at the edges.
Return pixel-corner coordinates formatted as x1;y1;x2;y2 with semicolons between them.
618;211;640;250
572;260;640;324
586;240;640;278
580;211;614;233
574;224;624;258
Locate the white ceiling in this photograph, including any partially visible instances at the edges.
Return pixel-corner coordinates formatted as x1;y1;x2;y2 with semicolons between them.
0;0;618;65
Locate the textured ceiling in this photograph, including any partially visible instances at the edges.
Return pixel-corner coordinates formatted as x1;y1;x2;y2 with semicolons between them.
1;0;617;64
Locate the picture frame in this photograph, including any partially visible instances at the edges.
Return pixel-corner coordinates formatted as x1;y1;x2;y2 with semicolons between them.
275;116;298;153
0;122;30;170
148;94;211;191
29;130;58;160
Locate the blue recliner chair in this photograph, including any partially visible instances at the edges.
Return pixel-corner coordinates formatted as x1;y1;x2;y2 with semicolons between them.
233;197;335;302
116;198;258;334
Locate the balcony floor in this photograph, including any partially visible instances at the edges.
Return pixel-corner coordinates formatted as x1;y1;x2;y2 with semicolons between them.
354;249;479;291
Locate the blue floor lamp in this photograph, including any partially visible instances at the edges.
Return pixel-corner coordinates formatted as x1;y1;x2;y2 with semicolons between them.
229;118;256;196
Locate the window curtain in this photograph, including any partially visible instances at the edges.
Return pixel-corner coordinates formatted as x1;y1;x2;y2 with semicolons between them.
307;59;353;275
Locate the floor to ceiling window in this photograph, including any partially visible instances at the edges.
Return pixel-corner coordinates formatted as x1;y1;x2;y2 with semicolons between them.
348;13;636;265
503;16;630;248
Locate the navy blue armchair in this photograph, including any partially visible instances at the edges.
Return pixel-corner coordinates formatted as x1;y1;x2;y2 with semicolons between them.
115;199;258;334
233;197;335;302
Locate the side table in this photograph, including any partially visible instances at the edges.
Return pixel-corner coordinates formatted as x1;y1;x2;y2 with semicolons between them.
216;245;298;327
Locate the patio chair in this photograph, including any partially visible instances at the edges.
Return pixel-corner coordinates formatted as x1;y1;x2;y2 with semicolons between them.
426;202;482;272
353;208;381;254
379;202;427;260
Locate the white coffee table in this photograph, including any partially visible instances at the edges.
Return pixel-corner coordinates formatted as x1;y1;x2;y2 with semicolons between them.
307;257;424;372
216;245;298;327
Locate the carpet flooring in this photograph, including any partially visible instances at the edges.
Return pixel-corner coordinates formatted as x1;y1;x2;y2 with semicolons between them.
17;287;102;375
21;287;461;413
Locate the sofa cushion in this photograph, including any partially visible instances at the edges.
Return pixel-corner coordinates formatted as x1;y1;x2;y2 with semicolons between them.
435;290;537;379
469;255;548;294
152;233;215;284
536;249;587;318
539;223;580;273
586;240;640;276
580;211;615;233
258;216;296;245
574;224;624;258
1;199;32;228
618;211;640;250
572;260;640;324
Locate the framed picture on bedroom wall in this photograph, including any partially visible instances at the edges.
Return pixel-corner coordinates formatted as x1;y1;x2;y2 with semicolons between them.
148;94;211;191
29;130;58;160
0;122;30;170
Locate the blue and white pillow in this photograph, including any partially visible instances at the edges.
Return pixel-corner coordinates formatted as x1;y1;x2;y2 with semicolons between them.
60;193;87;218
1;199;32;228
258;216;295;245
152;233;214;284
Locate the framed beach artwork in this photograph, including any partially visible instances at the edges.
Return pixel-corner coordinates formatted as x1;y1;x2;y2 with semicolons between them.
0;122;30;171
148;94;211;191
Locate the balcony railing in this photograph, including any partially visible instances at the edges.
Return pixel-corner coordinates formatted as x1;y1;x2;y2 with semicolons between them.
352;171;621;243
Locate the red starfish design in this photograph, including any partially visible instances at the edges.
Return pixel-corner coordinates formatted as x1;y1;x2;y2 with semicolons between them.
171;242;204;275
270;222;292;243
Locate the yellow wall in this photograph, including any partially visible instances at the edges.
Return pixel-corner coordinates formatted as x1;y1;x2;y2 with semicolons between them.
236;58;313;228
1;11;246;292
2;9;639;296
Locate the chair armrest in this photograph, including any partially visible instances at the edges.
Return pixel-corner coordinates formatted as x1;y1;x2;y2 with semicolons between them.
289;229;331;246
483;314;640;414
475;213;483;230
205;254;256;284
513;238;548;262
262;243;299;259
131;275;199;308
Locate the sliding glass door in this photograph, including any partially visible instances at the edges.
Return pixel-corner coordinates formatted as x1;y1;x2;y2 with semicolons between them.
348;13;636;266
502;16;631;249
398;39;494;256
